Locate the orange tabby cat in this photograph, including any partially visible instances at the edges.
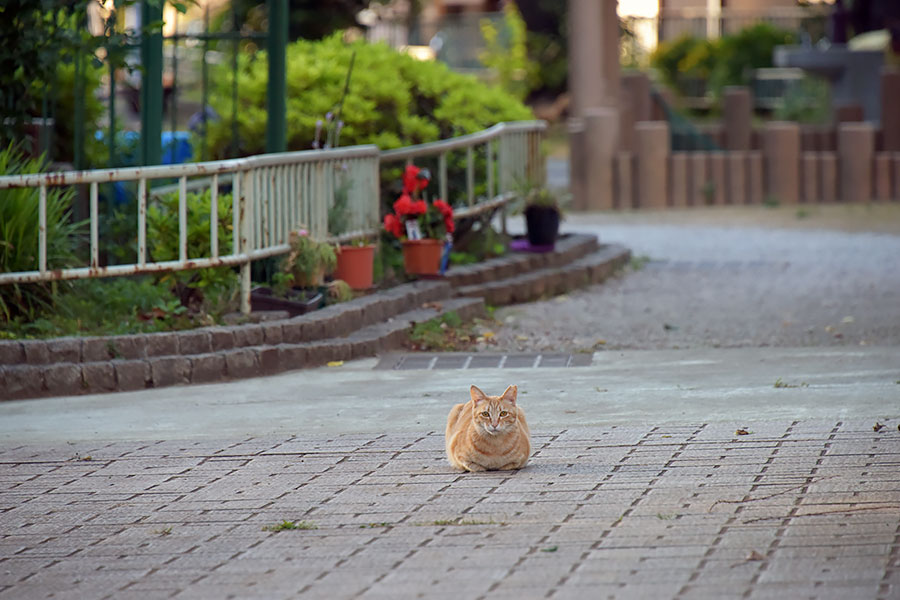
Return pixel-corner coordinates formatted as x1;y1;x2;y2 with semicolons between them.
445;385;530;472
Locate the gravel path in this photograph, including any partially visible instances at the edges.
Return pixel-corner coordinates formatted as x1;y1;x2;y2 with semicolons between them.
493;206;900;352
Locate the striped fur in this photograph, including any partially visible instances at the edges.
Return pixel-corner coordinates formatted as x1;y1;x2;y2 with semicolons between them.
445;385;530;472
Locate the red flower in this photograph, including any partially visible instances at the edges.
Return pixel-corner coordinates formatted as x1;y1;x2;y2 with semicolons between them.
433;199;454;234
393;193;427;217
402;164;429;194
433;200;452;218
383;213;403;238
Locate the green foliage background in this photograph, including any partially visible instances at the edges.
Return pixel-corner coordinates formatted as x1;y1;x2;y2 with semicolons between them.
203;34;533;159
651;23;796;100
0;144;85;323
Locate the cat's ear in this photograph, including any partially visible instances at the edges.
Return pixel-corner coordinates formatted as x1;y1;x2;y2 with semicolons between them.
470;385;487;404
500;385;518;405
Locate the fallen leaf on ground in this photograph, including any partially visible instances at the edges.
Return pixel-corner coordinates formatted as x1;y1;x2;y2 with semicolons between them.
735;428;750;436
594;339;606;346
482;331;495;339
746;550;765;561
824;325;834;333
515;335;529;341
541;546;558;553
422;302;443;311
841;316;855;324
595;387;608;393
326;361;344;368
873;422;884;432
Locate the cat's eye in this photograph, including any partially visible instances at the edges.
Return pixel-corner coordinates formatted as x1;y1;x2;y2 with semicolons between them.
500;411;508;417
481;411;490;417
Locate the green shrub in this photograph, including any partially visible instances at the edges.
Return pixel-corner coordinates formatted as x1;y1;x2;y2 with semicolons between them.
0;144;85;323
651;34;707;91
145;188;238;311
651;24;796;101
479;2;539;101
708;23;796;94
203;33;533;159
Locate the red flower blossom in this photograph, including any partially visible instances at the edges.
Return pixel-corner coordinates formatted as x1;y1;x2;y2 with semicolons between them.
433;200;455;234
383;213;403;238
402;164;429;194
393;193;427;217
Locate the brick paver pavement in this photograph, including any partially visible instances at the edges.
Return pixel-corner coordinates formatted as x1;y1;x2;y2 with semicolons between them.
2;419;898;599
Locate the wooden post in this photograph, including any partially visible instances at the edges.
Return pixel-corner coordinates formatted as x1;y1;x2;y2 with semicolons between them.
838;123;875;203
764;122;800;204
635;122;669;209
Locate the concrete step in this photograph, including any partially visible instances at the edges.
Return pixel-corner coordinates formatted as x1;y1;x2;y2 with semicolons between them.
456;243;631;306
1;297;485;400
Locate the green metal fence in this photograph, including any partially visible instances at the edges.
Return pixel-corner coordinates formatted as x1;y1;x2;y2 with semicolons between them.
22;1;277;171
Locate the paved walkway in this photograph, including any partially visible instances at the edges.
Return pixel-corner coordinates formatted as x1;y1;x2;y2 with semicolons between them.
2;207;900;599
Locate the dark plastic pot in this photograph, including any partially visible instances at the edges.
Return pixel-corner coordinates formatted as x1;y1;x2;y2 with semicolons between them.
524;204;560;247
250;286;323;317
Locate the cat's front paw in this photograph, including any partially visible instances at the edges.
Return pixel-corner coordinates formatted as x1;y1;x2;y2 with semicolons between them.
463;462;487;472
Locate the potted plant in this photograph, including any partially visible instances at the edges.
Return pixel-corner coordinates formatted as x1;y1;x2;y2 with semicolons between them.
383;164;454;277
520;185;561;249
329;179;376;290
250;229;335;316
283;229;337;288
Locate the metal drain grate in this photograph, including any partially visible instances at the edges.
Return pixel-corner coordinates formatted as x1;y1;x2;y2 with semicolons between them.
374;353;593;370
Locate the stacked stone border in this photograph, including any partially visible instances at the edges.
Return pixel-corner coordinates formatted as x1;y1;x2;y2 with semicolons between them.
0;234;630;400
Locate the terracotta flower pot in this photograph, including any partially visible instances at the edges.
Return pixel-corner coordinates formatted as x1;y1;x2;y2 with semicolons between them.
334;244;375;290
402;239;444;276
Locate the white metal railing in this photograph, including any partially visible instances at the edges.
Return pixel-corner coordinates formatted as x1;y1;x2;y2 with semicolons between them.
0;146;380;313
379;120;546;227
0;121;545;314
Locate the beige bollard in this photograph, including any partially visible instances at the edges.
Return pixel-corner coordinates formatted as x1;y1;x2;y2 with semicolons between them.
671;153;688;208
882;69;900;152
616;152;634;209
635;122;669;209
584;108;619;210
723;86;753;151
820;152;837;203
709;152;726;204
764;122;801;204
691;152;710;206
727;152;747;205
802;152;820;203
874;153;891;202
748;152;764;205
838;123;875;203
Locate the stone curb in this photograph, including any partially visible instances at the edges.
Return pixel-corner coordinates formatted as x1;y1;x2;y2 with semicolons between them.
0;234;627;400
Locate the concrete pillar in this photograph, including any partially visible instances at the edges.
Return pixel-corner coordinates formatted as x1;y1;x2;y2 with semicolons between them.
568;0;619;116
568;0;621;210
584;108;619;210
764;122;801;204
881;69;900;152
802;152;819;203
723;87;752;151
635;122;670;209
671;153;688;207
874;153;891;202
622;71;652;123
820;152;837;203
838;123;875;203
727;152;747;205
